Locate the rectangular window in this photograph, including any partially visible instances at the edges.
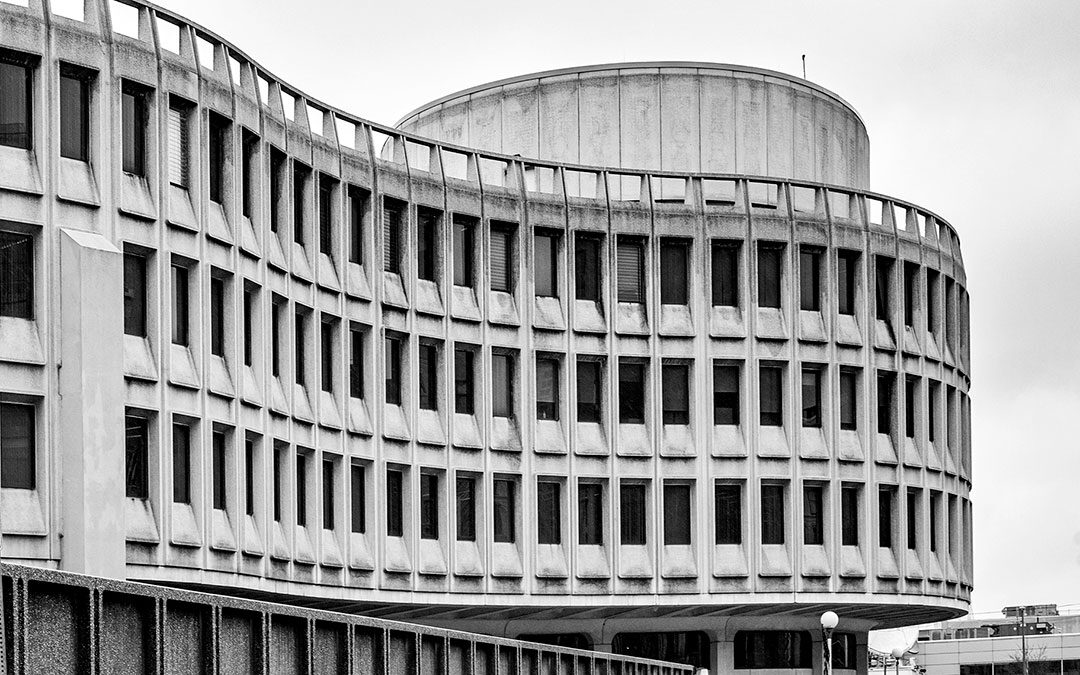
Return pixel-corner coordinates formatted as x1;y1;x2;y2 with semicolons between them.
715;483;742;545
167;98;190;188
801;367;822;428
210;275;225;357
875;256;893;322
270;299;282;377
59;65;91;161
537;480;561;545
493;477;516;543
536;356;560;421
242;286;254;367
663;483;692;546
212;430;226;510
296;453;307;527
241;130;257;219
489;222;514;293
928;381;938;444
416;207;439;282
879;487;894;549
272;445;283;522
618;360;646;424
386;468;403;537
903;262;918;327
350;463;365;534
877;371;895;436
906;488;919;550
799;247;821;311
455;475;476;542
534;230;558;297
322;458;335;530
711;240;740;307
615;236;644;303
321;320;335;394
383;198;403;274
0;403;35;489
659;239;689;305
620;483;646;546
841;484;860;546
319;176;335;259
759;365;783;427
244;438;255;517
576;359;602;423
121;81;148;176
840;368;858;431
269;147;286;234
926;269;939;333
418;342;438;411
294;310;307;387
124;414;148;499
453;215;476;288
712;362;740;426
575;233;601;302
578;482;604;545
492;351;514;418
385;335;402;406
172;423;191;504
757;243;782;309
348;186;367;264
420;473;439;540
0;54;33;150
929;492;940;553
905;376;917;439
803;485;824;545
349;325;364;399
171;263;188;346
454;347;474;414
761;484;785;545
207;113;228;204
123;251;147;337
0;230;33;320
837;250;858;315
662;363;690;425
293;163;309;247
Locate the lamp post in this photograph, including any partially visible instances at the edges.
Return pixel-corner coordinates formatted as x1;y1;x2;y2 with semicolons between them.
892;647;906;675
821;611;839;675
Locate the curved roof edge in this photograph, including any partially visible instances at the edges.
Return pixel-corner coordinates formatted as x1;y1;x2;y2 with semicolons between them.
395;61;865;128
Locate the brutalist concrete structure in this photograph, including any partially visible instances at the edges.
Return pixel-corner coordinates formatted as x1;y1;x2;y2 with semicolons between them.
0;0;972;671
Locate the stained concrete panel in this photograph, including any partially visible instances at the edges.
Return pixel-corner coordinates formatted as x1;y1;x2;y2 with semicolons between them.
765;77;795;180
501;80;540;158
619;69;661;172
660;69;700;172
700;70;737;173
435;98;470;147
538;74;579;163
734;72;766;176
793;85;816;183
578;71;621;168
468;91;501;155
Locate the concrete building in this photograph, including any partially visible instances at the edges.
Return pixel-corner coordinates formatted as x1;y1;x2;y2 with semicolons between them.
918;609;1080;675
0;0;972;671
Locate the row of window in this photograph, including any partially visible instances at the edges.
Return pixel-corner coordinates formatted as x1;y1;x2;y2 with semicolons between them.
113;410;968;557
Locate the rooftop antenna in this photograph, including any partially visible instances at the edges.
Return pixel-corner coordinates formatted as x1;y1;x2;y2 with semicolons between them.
802;54;807;79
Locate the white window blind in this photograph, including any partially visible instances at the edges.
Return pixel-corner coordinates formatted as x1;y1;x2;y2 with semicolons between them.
383;202;400;273
490;228;510;292
167;104;189;188
616;240;643;303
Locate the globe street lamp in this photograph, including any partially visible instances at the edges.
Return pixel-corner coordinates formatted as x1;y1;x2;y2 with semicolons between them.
892;647;906;675
821;611;839;675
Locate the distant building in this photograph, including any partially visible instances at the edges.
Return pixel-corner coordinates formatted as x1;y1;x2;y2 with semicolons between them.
0;0;972;671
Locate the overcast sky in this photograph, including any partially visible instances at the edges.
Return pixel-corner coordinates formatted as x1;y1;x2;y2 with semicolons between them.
171;0;1080;615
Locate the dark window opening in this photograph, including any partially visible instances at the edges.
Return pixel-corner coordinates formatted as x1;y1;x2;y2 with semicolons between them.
244;438;255;517
907;488;919;550
663;483;692;546
294;310;307;387
576;359;602;423
757;243;782;309
904;261;918;327
575;233;601;302
537;481;561;545
0;53;33;150
296;453;307;527
124;413;148;499
59;65;92;161
578;482;604;545
121;81;148;176
493;478;516;543
715;483;741;545
659;239;689;305
878;371;895;436
876;255;894;322
0;403;35;490
613;631;710;670
711;240;740;307
879;487;894;549
761;484;785;545
620;482;646;546
759;365;783;427
521;634;594;652
618;360;646;424
207;112;228;204
242;286;255;367
837;250;858;316
713;362;740;425
734;631;812;670
928;381;938;444
292;163;309;247
321;320;335;394
840;368;858;431
212;430;226;510
489;221;515;293
0;230;33;320
536;356;560;421
319;176;336;260
386;468;404;537
905;376;917;439
534;230;558;297
172;423;191;504
416;207;439;282
348;186;368;264
385;335;402;406
454;347;474;414
420;473;438;540
241;130;258;218
167;97;191;188
662;363;690;425
270;299;282;378
350;464;365;534
418;342;438;411
841;484;860;546
272;446;283;522
383;198;404;274
453;215;476;288
210;275;225;357
322;458;335;530
930;492;940;553
455;475;475;542
349;325;365;399
170;263;188;346
801;367;822;428
799;247;821;311
123;251;147;337
269;147;286;233
492;351;514;419
803;484;824;545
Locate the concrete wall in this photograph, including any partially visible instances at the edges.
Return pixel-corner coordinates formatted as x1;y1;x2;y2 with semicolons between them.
398;64;872;189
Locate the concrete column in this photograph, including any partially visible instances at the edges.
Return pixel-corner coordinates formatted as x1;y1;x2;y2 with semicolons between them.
57;228;125;579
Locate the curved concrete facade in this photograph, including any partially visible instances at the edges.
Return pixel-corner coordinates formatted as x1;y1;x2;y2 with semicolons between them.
0;0;969;670
397;63;872;189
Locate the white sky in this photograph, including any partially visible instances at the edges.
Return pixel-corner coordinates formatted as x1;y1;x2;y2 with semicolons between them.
171;0;1080;615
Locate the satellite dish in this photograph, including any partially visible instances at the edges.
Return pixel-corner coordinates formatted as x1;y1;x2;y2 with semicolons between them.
868;628;920;656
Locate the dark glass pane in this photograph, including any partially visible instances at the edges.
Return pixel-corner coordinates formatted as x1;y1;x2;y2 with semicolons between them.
420;473;438;540
121;84;146;176
757;244;782;308
124;414;148;499
453;216;475;287
619;483;646;545
837;251;857;315
659;240;688;305
0;230;34;319
454;348;474;414
799;248;820;311
493;478;515;543
349;328;364;399
492;353;513;418
537;481;561;545
878;371;894;435
578;482;603;545
802;485;823;545
618;361;645;424
382;199;401;274
801;368;821;428
759;366;783;427
928;382;937;443
760;484;785;545
296;453;307;527
711;242;739;307
59;72;88;161
576;360;601;423
386;469;403;537
574;234;601;302
662;363;689;425
241;131;256;218
350;464;365;534
210;276;225;357
294;312;306;387
348;187;366;264
244;439;254;516
272;446;282;521
269;148;284;231
418;343;438;411
455;476;475;542
172;424;190;504
878;487;893;548
319;177;334;257
208;115;227;203
322;458;335;530
321;322;334;394
243;288;254;367
904;262;918;327
714;484;741;545
536;357;559;421
905;376;917;438
271;302;281;377
385;337;401;406
840;369;858;431
907;489;918;550
534;232;557;297
612;631;710;669
0;403;34;490
713;363;740;425
293;164;308;246
0;60;32;149
930;492;939;552
417;208;438;281
212;431;226;510
123;252;147;337
733;631;812;669
663;484;691;546
876;256;893;321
